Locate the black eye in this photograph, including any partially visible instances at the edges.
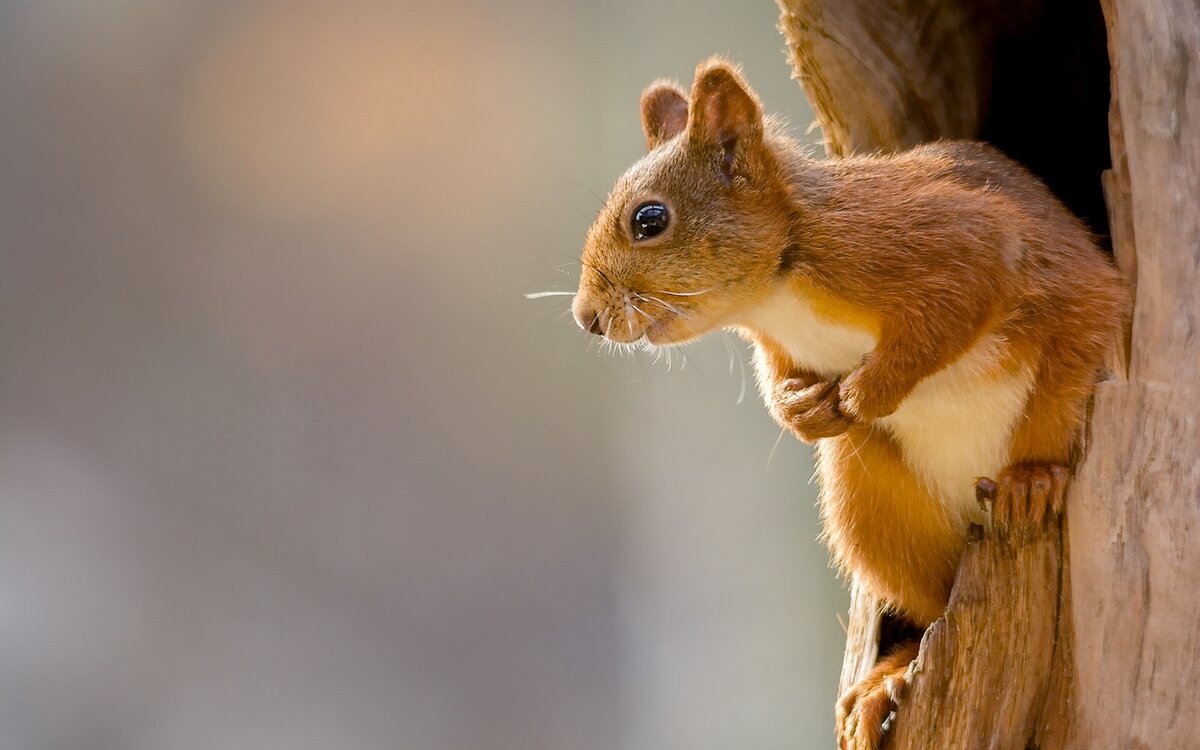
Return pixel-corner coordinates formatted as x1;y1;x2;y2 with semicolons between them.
632;202;669;240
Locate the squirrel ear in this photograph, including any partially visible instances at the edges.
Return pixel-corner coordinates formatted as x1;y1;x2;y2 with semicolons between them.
640;82;688;150
687;59;763;185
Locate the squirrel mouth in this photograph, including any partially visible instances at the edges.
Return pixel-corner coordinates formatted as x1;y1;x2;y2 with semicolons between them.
574;287;694;345
591;296;666;344
642;320;674;345
621;305;684;346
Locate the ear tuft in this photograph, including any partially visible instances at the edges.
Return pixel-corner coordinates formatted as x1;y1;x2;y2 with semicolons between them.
640;82;688;150
687;59;763;183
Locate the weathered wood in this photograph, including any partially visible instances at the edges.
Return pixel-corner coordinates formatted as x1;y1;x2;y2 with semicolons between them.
1064;4;1200;746
884;521;1066;749
776;0;985;155
838;582;882;698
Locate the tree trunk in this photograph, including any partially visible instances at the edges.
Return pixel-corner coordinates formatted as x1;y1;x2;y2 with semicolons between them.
1068;1;1200;745
776;0;1200;746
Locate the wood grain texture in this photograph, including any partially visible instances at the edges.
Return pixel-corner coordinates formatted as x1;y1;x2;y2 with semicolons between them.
838;583;882;697
884;522;1065;749
776;0;984;156
1067;3;1200;746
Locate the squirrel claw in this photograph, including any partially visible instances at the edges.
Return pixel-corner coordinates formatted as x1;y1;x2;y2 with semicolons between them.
975;477;997;509
982;463;1069;539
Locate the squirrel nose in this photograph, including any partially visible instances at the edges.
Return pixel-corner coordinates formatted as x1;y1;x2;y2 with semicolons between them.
573;300;606;336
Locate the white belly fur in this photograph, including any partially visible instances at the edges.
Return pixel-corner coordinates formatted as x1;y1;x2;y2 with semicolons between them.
880;336;1033;522
743;288;1032;522
741;288;877;377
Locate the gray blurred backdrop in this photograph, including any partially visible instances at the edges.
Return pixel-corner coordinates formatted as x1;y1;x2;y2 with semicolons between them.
0;1;847;748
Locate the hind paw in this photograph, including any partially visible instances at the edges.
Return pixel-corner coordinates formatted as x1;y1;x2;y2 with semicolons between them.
836;641;917;750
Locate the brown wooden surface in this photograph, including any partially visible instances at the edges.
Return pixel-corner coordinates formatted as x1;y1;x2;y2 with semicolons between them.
776;0;1199;746
837;583;882;698
1065;1;1200;746
777;0;984;155
884;522;1065;749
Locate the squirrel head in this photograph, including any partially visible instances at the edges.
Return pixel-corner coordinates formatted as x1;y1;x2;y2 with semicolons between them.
574;58;795;345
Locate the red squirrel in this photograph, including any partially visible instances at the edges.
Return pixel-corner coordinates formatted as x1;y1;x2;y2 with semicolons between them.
571;58;1125;749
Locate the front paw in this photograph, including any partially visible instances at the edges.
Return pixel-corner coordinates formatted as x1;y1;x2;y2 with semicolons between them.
774;379;854;442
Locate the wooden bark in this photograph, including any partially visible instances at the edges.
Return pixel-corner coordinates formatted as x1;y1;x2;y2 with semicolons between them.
837;584;882;696
883;523;1070;748
777;0;986;154
777;0;1200;746
1067;0;1200;746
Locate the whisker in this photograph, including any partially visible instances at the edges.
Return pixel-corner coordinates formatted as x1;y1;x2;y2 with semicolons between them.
720;333;735;374
848;433;868;475
679;347;706;380
721;332;749;405
564;178;607;207
628;301;653;323
840;418;872;477
766;425;789;472
529;305;572;320
643;287;713;297
524;291;576;299
560;197;598;223
636;293;686;317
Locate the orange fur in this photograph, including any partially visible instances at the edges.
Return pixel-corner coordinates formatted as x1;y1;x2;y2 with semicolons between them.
817;426;961;626
837;639;921;750
572;57;1126;747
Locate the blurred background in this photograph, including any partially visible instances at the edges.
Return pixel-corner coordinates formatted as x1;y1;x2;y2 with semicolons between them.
0;1;846;748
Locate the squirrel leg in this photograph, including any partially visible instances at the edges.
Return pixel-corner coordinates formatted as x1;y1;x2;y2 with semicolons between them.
976;381;1083;538
817;427;960;626
836;639;920;750
838;317;980;423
